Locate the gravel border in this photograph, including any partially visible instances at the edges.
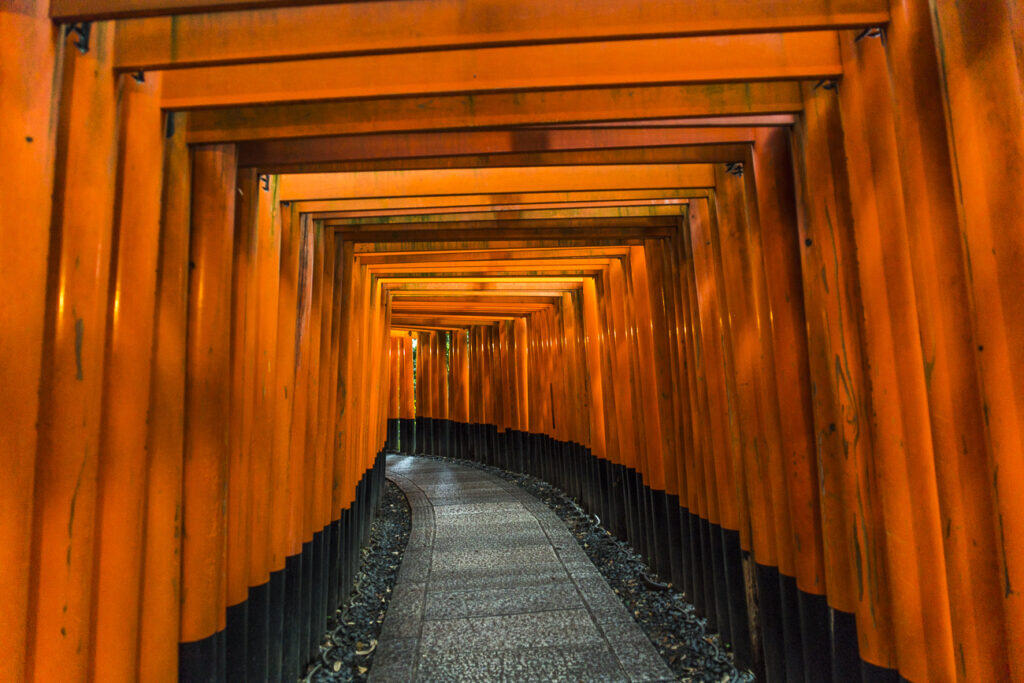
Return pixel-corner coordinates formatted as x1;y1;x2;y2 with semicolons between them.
423;455;753;683
310;479;412;682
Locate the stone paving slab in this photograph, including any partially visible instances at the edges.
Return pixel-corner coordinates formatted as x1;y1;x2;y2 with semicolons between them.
423;581;580;620
371;455;674;682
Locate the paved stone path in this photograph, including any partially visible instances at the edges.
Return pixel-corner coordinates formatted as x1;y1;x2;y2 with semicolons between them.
371;455;674;682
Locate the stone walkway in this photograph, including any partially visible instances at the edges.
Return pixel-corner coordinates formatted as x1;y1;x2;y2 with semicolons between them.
371;455;674;682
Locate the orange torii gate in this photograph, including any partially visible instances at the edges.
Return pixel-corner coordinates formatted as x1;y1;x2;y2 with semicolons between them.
3;1;1023;681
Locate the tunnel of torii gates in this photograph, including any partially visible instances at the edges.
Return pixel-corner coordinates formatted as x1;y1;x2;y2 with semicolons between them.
2;0;1023;682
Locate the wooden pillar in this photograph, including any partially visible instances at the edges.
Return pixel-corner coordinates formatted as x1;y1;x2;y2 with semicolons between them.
281;216;313;678
347;258;367;480
628;245;670;495
401;336;415;419
883;2;1009;678
92;71;166;681
792;82;895;673
138;109;191;682
371;276;390;457
447;332;459;428
837;29;954;679
560;294;587;447
688;194;753;662
581;280;606;461
601;264;637;477
0;6;62;676
333;240;357;515
180;143;237;678
321;233;344;617
243;173;281;680
928;3;1024;676
413;332;423;421
223;167;259;678
660;229;696;597
389;338;400;420
267;195;302;683
641;239;688;590
750;127;827;681
677;209;719;625
456;331;470;423
28;22;120;681
311;230;336;657
298;223;324;664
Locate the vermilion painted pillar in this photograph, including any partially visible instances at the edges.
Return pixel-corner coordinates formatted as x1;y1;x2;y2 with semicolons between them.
559;293;584;444
627;246;674;583
347;257;369;479
714;164;777;559
688;194;753;664
270;194;299;679
401;335;415;453
456;331;470;423
92;71;166;681
792;82;895;674
245;173;281;681
0;7;61;676
28;22;120;681
331;239;358;630
369;272;388;459
751;127;827;681
313;230;338;652
333;240;357;517
299;224;324;665
660;230;697;601
268;201;299;679
138;109;191;682
641;240;688;591
413;331;424;450
282;215;313;679
686;199;740;544
180;143;238;678
388;337;400;449
837;31;954;680
886;5;1010;674
224;168;257;679
580;280;606;462
513;319;529;434
677;212;718;626
323;235;345;615
928;3;1024;676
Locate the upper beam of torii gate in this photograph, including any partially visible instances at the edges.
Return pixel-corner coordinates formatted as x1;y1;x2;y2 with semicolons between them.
293;190;706;219
243;142;754;175
279;164;714;201
160;32;840;109
186;83;803;143
55;0;888;34
236;127;761;171
108;0;887;69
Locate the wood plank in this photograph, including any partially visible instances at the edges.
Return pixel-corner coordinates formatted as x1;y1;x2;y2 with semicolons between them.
162;32;840;109
279;164;714;201
113;0;886;69
188;83;803;143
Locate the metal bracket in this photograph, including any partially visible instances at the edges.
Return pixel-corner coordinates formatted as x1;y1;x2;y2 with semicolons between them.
67;22;91;54
813;79;839;91
132;70;145;83
854;27;885;43
259;174;270;191
725;162;743;177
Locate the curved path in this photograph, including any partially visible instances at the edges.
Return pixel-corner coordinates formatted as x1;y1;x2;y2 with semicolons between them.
371;455;674;682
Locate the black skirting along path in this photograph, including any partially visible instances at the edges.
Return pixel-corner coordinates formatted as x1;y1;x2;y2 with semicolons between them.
371;455;674;682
